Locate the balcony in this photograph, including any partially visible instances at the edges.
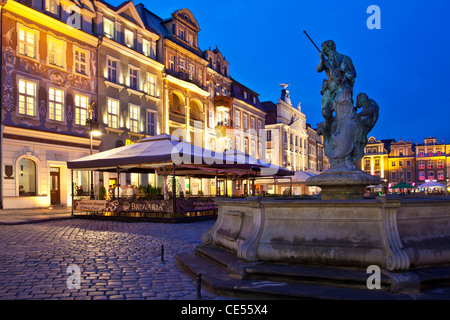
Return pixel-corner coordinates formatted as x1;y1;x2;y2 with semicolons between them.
214;96;233;113
166;69;206;91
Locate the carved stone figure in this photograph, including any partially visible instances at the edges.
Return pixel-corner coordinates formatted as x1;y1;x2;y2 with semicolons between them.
307;40;380;199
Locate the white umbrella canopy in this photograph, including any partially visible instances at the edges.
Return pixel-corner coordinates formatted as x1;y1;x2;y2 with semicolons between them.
417;181;446;189
67;134;293;178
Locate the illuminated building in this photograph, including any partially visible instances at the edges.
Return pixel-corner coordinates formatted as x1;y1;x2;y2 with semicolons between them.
0;0;99;208
388;139;416;187
359;136;392;185
93;0;164;189
415;137;447;185
261;85;309;194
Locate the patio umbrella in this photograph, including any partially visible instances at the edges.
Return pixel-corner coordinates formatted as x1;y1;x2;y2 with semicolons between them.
417;181;446;189
391;182;414;189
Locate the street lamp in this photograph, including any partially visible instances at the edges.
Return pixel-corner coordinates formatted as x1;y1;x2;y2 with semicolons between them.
89;129;102;199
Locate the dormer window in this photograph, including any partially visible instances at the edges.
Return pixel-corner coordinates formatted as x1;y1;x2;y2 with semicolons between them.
142;39;156;59
179;28;185;41
45;0;58;15
124;29;134;48
104;18;114;39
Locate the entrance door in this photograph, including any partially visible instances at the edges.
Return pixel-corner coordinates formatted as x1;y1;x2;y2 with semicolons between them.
50;167;60;205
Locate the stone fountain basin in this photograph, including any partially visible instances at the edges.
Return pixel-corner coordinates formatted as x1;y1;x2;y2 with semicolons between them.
202;196;450;272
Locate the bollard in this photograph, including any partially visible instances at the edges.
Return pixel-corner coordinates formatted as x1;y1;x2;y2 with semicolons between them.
196;273;202;299
161;245;164;262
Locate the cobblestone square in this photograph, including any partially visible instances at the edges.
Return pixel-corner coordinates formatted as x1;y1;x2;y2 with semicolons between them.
0;219;223;300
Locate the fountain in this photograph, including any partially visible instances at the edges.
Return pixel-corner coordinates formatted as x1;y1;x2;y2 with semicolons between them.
175;39;450;299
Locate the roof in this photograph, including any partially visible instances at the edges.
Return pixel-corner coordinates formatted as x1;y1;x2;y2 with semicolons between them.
230;80;264;111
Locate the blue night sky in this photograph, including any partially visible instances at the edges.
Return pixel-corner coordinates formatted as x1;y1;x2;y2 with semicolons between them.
113;0;450;144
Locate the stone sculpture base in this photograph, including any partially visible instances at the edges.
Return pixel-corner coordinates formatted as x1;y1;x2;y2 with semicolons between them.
175;196;450;298
306;169;381;200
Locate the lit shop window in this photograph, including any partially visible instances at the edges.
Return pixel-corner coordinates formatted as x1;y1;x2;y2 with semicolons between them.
18;158;36;196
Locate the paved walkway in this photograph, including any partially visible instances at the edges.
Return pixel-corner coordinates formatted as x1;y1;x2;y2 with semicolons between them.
0;209;227;300
0;206;73;225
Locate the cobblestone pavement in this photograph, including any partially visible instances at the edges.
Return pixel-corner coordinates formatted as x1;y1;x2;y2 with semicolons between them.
0;219;226;300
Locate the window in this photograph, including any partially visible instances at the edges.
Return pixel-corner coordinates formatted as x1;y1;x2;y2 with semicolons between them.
235;136;241;151
74;94;89;126
428;151;433;157
18;79;36;116
179;28;185;41
188;64;194;81
419;171;425;181
147;110;156;136
104;18;114;39
257;120;262;134
208;109;214;129
243;91;248;99
129;105;140;133
45;0;58;15
107;57;118;83
406;160;411;166
437;150;442;156
168;55;175;72
391;161;396;167
142;39;155;58
419;161;425;169
124;29;134;48
406;171;412;180
365;159;371;170
188;34;194;46
48;87;64;121
129;66;139;90
235;110;240;128
250;117;255;131
147;73;156;97
18;25;38;59
178;58;186;72
375;158;380;166
244;137;249;154
428;161;434;169
267;130;272;142
48;36;65;68
107;98;119;129
243;114;248;130
419;151;424;157
251;140;256;156
428;172;434;180
391;172;396;180
399;160;404;167
438;171;445;180
74;48;89;76
18;158;36;196
438;161;444;169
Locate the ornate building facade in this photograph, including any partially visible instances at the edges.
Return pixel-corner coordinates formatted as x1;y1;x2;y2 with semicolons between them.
0;0;99;208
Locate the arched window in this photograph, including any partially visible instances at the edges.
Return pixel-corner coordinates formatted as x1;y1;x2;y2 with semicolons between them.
18;158;36;196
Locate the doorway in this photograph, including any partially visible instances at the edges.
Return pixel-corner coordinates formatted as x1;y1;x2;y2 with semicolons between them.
50;167;60;205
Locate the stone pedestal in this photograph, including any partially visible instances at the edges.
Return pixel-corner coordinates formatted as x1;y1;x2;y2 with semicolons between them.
306;169;381;200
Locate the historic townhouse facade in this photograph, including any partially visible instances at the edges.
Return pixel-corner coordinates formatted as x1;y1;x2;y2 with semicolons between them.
388;139;416;186
0;0;99;208
93;0;164;189
204;46;233;153
415;137;447;185
360;136;450;191
262;85;308;173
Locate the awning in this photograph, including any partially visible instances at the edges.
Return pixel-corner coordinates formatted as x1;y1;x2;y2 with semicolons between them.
67;134;294;178
417;181;446;189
